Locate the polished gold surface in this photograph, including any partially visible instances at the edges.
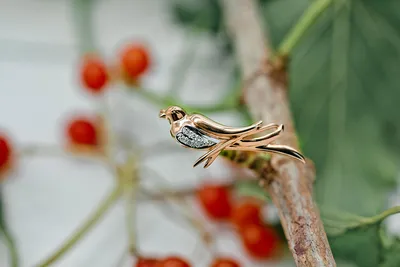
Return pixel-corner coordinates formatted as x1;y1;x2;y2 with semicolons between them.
159;106;305;168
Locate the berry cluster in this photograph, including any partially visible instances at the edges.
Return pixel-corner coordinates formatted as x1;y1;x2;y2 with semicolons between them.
67;42;151;151
197;183;281;260
0;40;281;266
80;43;151;95
134;183;281;267
0;43;150;172
0;42;151;202
136;256;240;267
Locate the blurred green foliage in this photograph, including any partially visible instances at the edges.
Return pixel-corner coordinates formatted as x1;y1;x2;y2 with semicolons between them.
171;0;400;266
381;239;400;267
0;189;18;267
321;206;400;267
172;0;233;53
285;0;400;217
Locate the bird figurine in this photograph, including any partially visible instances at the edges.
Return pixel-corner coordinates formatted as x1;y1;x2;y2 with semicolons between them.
159;106;305;168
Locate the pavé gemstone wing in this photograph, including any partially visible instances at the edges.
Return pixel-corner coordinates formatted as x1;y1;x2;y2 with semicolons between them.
175;126;217;149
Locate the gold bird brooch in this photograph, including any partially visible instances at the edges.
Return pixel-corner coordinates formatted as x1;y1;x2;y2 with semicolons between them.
159;106;305;168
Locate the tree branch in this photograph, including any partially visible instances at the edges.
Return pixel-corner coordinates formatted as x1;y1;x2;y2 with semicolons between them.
219;0;336;266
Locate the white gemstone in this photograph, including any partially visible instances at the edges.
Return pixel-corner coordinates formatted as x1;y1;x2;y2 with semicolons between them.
176;126;218;149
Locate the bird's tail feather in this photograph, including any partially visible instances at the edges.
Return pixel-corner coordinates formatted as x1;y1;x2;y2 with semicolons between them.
256;144;306;163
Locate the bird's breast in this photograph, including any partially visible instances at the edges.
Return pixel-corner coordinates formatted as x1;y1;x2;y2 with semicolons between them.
175;126;218;149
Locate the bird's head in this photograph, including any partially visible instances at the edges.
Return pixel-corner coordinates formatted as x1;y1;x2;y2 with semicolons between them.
159;106;187;123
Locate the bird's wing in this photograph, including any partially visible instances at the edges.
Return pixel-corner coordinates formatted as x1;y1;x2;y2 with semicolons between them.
190;114;262;137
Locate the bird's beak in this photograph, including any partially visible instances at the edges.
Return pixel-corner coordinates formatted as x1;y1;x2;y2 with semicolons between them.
159;109;166;118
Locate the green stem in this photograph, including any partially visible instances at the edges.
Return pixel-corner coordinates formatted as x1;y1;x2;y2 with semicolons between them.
275;0;332;58
118;153;139;256
37;186;123;267
72;0;97;54
136;89;175;107
0;225;19;267
323;206;400;232
379;227;392;249
135;89;236;114
363;206;400;226
125;181;138;255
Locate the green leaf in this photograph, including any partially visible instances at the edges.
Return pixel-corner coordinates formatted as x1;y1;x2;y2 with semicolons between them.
234;180;270;202
0;188;19;267
336;261;359;267
321;207;367;236
262;0;310;50
171;0;222;34
264;0;400;216
321;206;400;267
330;225;382;267
169;0;400;265
380;239;400;267
170;0;400;214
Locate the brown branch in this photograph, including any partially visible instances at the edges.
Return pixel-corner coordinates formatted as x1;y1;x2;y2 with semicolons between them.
219;0;335;266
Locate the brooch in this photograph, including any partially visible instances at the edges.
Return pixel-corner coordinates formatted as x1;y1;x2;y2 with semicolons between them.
159;106;305;168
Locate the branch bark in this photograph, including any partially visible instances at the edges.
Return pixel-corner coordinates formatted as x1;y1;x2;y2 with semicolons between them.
219;0;336;266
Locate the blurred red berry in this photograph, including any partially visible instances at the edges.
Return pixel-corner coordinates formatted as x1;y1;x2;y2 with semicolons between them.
240;224;279;259
120;44;150;78
160;256;190;267
66;117;97;146
0;133;12;170
197;184;232;220
135;257;160;267
80;56;108;94
231;200;262;228
210;257;240;267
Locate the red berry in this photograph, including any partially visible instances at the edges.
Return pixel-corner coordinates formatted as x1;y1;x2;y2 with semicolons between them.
135;257;160;267
197;184;232;220
231;200;262;228
66;117;97;146
240;224;279;259
160;256;190;267
80;56;108;94
0;134;12;170
120;44;150;78
210;257;240;267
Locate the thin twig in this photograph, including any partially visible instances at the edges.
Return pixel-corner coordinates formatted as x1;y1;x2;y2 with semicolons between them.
275;0;332;58
141;168;214;247
18;144;105;160
140;187;214;250
363;206;400;226
0;223;19;267
219;0;335;266
117;152;140;256
125;185;137;255
135;89;237;114
138;187;196;201
36;186;123;267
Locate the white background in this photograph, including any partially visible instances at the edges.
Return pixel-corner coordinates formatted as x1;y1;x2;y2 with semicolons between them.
0;1;399;267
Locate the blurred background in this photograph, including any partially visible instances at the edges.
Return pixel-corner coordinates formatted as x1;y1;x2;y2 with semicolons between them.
0;0;400;267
